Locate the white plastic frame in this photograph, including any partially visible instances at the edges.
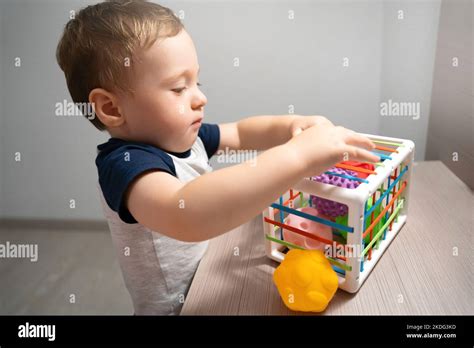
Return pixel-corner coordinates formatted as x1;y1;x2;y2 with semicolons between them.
262;134;415;293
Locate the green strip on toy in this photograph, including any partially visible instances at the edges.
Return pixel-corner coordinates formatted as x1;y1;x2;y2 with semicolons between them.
334;196;387;245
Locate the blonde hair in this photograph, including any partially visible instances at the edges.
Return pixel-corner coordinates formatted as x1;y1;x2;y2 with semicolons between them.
56;0;183;130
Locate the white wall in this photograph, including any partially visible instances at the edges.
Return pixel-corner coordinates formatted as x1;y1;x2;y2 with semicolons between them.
379;0;441;161
1;0;108;220
0;6;4;218
426;0;473;189
0;0;441;220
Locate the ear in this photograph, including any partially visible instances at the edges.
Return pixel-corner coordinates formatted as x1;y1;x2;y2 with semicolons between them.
89;88;124;128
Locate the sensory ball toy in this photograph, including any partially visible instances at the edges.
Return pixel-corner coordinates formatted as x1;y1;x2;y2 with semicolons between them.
263;134;415;293
283;207;332;250
273;249;339;312
310;167;360;217
341;161;375;179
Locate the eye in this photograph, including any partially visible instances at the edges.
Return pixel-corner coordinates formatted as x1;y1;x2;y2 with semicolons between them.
171;87;186;94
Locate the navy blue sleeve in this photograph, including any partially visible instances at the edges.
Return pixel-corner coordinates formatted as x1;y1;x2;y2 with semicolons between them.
96;143;176;224
198;123;220;159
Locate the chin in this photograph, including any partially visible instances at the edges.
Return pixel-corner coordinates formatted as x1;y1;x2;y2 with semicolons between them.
179;136;196;151
188;135;198;147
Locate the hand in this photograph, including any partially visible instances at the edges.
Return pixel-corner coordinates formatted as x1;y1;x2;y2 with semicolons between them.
289;115;334;137
286;122;379;178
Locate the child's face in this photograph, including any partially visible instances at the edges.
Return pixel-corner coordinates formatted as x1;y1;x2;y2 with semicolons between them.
118;29;207;152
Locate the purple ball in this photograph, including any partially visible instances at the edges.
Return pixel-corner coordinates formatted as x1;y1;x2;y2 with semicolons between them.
310;167;360;217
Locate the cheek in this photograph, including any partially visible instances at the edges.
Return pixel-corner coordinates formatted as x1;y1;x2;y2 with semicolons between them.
125;89;192;134
134;93;170;120
164;93;190;116
139;92;167;113
159;95;193;126
152;97;191;132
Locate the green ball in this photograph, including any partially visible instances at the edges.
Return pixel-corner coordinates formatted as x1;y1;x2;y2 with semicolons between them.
334;197;387;245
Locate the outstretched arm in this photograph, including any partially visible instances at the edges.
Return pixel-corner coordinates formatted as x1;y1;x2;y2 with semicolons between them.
126;117;378;243
218;115;332;152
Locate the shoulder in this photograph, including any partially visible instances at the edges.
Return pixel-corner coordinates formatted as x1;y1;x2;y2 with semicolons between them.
95;138;177;223
96;138;176;177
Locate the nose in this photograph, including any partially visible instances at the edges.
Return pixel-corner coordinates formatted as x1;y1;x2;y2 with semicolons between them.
191;87;207;111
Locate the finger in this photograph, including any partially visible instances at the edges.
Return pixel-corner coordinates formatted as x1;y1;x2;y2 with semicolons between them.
318;117;334;126
345;132;376;151
345;146;381;163
292;128;303;137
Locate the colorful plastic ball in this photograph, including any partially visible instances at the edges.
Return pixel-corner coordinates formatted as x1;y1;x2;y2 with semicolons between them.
273;249;339;312
283;207;332;250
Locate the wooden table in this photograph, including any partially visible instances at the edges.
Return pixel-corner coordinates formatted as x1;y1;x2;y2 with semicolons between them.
181;161;473;315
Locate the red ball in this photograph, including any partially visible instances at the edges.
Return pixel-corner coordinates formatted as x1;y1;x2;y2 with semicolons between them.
341;161;375;179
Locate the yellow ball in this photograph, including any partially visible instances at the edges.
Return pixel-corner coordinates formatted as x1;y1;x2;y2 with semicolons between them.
273;249;339;312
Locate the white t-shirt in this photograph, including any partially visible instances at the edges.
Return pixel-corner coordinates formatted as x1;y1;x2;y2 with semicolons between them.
96;123;220;315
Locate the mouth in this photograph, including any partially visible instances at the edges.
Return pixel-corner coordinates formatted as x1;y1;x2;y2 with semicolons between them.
191;117;203;126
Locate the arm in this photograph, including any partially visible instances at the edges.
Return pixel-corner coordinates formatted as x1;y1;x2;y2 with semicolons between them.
127;120;379;243
218;115;331;152
127;143;305;242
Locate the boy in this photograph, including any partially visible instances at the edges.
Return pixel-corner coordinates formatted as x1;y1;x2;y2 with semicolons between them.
56;0;379;315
